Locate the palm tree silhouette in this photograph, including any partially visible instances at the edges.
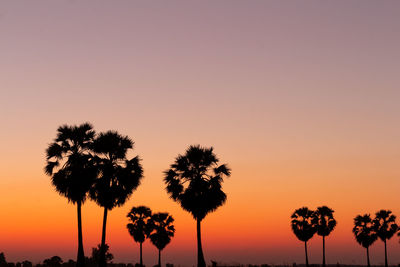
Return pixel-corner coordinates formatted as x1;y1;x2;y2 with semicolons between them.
164;145;231;267
90;131;143;267
45;123;97;267
353;214;377;267
373;210;398;267
291;207;317;267
149;212;175;267
314;206;336;267
127;206;153;267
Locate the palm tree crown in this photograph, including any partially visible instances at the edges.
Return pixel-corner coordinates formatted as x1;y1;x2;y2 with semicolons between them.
90;130;143;210
291;207;317;242
127;206;153;243
149;212;175;251
353;214;377;248
315;206;337;237
164;145;231;221
45;123;97;203
373;210;398;241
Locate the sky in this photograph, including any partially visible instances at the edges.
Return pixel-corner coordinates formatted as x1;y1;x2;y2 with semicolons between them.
1;1;400;266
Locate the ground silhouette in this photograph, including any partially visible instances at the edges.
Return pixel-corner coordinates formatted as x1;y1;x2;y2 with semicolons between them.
164;145;231;267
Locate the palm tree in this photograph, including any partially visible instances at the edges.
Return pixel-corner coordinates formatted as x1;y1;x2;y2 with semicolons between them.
314;206;336;267
373;210;398;267
164;145;231;267
127;206;153;267
353;214;377;267
90;131;143;267
149;212;175;267
45;123;97;267
291;207;317;267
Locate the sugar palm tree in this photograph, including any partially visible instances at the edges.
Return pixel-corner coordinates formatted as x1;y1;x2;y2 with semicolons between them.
127;206;153;267
291;207;317;267
164;145;231;267
314;206;336;267
373;210;398;267
90;131;143;267
44;123;97;267
149;212;175;267
353;214;377;267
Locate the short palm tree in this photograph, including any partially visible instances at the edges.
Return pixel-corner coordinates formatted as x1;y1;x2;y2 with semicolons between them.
314;206;336;267
353;214;377;267
149;212;175;267
90;131;143;267
291;207;317;267
373;210;398;267
44;123;97;267
164;145;231;267
127;206;153;267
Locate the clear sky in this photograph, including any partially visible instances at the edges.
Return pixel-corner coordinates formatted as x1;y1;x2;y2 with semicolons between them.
1;1;400;266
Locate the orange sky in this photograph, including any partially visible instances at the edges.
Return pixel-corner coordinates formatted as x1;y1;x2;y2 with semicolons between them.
1;1;400;266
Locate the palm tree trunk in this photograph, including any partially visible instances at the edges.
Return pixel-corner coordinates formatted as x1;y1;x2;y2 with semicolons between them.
197;219;206;267
322;235;326;267
99;208;108;267
304;241;309;267
366;247;370;267
384;239;388;267
77;201;85;267
140;242;143;267
158;249;161;267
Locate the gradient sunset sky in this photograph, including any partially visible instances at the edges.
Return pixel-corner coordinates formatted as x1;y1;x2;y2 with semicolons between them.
1;1;400;266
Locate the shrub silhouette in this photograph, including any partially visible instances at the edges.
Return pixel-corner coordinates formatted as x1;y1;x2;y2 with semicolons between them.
149;212;175;267
90;244;114;265
90;131;143;267
352;214;377;267
164;145;231;267
127;206;153;267
373;209;398;267
45;123;97;267
291;207;317;267
314;206;336;267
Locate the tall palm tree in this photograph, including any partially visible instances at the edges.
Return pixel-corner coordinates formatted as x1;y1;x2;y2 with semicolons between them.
291;207;317;267
44;123;97;267
127;206;153;267
164;145;231;267
353;214;377;267
149;212;175;267
373;210;398;267
90;131;143;267
314;206;336;267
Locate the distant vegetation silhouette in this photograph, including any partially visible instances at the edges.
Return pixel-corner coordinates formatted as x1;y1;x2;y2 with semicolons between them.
149;212;176;267
89;244;114;266
127;206;153;267
352;214;377;267
45;123;97;267
373;210;398;267
164;145;231;267
314;206;336;267
90;131;143;267
291;207;317;267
